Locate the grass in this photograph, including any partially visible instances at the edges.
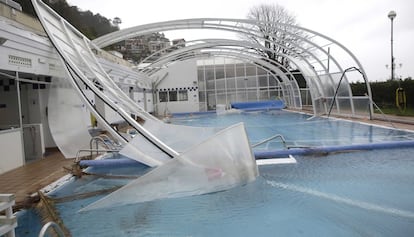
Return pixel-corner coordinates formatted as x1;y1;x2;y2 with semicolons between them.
375;106;414;117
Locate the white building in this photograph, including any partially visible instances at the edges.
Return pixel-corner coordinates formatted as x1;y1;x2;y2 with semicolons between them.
0;1;151;173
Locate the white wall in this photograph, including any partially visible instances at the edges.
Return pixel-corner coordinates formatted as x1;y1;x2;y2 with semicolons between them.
133;91;146;110
0;129;24;174
154;60;200;115
145;92;154;113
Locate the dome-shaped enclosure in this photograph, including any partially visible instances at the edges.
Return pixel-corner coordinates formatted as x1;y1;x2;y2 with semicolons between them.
94;18;373;118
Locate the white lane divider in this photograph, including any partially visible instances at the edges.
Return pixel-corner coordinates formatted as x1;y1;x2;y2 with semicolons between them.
266;180;414;219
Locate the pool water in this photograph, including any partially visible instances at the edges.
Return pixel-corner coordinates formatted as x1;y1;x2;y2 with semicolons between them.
172;111;414;149
17;111;414;236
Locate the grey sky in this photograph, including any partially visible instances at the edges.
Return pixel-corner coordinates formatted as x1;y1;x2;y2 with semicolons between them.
68;0;414;82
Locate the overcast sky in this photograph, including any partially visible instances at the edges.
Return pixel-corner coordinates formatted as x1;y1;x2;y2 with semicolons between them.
68;0;413;82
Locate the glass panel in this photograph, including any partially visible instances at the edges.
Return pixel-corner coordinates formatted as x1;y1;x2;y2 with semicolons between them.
207;91;216;110
169;91;177;102
245;65;256;77
206;80;215;90
215;65;225;79
197;68;204;83
205;66;215;80
236;63;245;77
216;79;225;89
258;75;268;87
225;64;235;78
246;76;257;88
236;78;247;89
199;91;206;103
226;78;236;89
227;89;237;104
269;74;278;87
216;90;227;105
259;89;269;100
236;91;247;102
257;67;267;75
159;91;168;102
247;89;257;101
178;90;188;101
198;80;205;91
269;90;279;99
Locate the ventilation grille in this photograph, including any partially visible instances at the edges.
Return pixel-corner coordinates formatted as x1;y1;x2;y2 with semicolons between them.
8;55;32;67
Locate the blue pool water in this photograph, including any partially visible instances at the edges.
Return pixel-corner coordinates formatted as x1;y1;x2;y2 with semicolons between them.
17;111;414;236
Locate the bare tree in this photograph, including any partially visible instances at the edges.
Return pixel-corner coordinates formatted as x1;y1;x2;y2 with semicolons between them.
245;4;305;69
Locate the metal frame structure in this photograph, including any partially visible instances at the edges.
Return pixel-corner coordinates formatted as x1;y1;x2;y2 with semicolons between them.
94;18;373;117
140;39;302;109
32;0;178;166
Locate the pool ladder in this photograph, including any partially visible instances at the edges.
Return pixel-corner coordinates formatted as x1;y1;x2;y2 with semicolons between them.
38;222;65;237
89;134;122;156
74;135;122;162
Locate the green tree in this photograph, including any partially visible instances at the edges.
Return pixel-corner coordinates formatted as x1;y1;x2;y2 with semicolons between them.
14;0;118;39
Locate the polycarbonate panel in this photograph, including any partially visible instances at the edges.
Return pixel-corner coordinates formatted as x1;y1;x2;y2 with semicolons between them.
352;97;371;117
142;120;221;152
48;78;92;158
81;123;258;211
32;0;162;155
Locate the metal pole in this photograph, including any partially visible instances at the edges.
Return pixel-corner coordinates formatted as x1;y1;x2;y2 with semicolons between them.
327;47;330;73
16;71;26;165
390;18;394;81
388;10;396;80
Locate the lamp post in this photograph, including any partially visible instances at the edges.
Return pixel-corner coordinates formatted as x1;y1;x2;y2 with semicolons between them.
388;10;396;80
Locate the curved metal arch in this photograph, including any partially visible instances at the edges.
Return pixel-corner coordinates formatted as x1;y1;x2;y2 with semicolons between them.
94;18;331;79
142;41;295;84
142;38;324;92
94;19;339;97
139;38;325;111
149;46;302;108
197;20;355;106
94;18;372;116
93;18;360;79
198;53;302;108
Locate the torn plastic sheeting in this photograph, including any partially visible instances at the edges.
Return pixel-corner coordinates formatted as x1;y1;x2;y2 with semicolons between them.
119;120;221;166
80;123;258;211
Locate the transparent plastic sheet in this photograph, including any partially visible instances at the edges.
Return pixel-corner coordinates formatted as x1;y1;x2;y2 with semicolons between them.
143;120;222;152
81;123;258;211
48;78;92;158
120;120;222;163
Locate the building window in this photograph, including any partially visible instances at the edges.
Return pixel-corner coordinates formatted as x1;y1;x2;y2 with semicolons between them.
159;91;168;102
178;90;188;101
169;91;178;101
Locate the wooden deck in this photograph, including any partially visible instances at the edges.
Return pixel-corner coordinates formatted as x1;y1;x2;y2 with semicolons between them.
0;149;75;209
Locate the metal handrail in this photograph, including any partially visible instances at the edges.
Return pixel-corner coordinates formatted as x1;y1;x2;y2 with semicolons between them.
75;149;120;162
38;222;65;237
252;134;287;148
88;134;122;159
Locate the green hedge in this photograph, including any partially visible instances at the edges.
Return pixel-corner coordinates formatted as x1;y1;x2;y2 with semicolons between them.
351;78;413;109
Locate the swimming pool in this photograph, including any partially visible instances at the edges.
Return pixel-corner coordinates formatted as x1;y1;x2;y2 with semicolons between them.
17;110;414;236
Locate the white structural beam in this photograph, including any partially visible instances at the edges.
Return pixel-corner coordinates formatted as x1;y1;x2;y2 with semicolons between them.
93;18;372;117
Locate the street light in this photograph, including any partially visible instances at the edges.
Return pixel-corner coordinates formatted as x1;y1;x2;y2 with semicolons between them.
388;10;396;80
